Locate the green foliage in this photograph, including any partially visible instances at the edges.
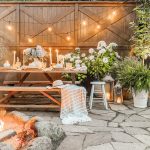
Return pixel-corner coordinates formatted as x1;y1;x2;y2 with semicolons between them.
130;0;150;59
115;57;150;92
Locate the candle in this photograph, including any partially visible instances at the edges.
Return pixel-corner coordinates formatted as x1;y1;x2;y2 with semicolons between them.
23;50;25;66
13;51;16;66
49;48;52;66
55;49;59;64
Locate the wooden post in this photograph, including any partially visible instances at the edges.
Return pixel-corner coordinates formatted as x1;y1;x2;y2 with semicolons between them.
74;3;79;47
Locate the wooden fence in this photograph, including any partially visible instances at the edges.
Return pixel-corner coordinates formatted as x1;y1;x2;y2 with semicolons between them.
0;1;135;65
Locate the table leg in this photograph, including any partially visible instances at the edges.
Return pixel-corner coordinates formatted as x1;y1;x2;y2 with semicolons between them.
71;73;76;84
43;73;53;84
0;73;30;103
40;91;61;106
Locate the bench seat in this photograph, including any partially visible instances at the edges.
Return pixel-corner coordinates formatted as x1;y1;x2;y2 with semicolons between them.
0;86;60;92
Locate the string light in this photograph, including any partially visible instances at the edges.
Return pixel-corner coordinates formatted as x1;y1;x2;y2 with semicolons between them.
48;27;52;32
97;25;101;29
6;21;12;31
82;20;87;26
66;35;71;41
112;11;117;16
28;38;33;43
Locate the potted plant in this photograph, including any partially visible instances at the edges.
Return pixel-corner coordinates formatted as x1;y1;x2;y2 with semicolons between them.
115;57;150;108
84;41;120;81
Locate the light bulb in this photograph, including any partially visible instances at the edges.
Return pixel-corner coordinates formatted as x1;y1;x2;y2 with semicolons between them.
66;35;71;41
28;38;33;43
112;11;117;16
48;27;52;32
7;25;12;31
82;21;87;26
97;25;101;29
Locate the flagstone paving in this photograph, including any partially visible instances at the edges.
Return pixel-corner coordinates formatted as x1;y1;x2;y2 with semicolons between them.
23;100;150;150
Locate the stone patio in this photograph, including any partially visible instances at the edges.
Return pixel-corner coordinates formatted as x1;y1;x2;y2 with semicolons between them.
22;100;150;150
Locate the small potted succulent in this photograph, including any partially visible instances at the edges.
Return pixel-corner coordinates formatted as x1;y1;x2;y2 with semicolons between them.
115;57;150;108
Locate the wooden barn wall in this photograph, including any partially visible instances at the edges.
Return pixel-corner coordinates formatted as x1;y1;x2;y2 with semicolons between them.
0;2;135;68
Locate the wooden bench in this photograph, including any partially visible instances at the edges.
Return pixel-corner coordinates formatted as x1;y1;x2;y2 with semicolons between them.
3;81;81;85
0;86;61;109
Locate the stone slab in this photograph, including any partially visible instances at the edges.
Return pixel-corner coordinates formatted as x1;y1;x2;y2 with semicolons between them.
57;135;85;150
120;122;150;128
134;135;150;146
85;143;114;150
111;142;147;150
111;132;140;143
79;119;107;127
83;132;112;148
123;127;149;135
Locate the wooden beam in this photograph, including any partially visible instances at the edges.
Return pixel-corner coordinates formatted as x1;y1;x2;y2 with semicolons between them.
80;7;134;43
79;6;100;23
21;6;45;24
0;6;16;20
40;91;61;106
0;104;60;109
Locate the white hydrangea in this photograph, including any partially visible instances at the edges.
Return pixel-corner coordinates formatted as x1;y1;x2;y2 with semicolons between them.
81;53;86;57
107;42;118;52
70;58;74;62
65;53;72;59
109;42;118;47
103;57;109;63
89;48;95;54
115;52;121;59
89;55;94;60
98;48;106;54
97;41;107;49
75;59;81;64
84;57;88;60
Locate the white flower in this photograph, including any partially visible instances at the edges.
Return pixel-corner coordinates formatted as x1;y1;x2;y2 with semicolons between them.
81;53;86;57
89;55;94;60
107;43;118;52
84;57;88;60
70;58;74;62
89;48;95;54
75;59;81;64
109;42;118;47
98;48;106;54
97;41;107;49
103;57;109;63
115;52;121;59
65;53;72;59
81;63;86;67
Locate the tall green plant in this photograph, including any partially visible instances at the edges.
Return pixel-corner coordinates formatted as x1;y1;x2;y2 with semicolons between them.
115;57;150;92
130;0;150;59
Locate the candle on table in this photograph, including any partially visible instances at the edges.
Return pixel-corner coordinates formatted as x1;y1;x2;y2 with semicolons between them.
23;50;25;66
49;48;52;66
55;49;59;64
13;51;16;66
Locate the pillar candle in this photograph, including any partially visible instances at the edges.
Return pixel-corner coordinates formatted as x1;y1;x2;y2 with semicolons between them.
13;51;16;66
49;48;52;66
55;49;59;64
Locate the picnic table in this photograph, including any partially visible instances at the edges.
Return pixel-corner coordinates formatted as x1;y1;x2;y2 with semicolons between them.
0;67;87;109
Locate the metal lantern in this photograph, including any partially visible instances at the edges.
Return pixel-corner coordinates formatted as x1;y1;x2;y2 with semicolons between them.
103;74;114;102
114;81;123;104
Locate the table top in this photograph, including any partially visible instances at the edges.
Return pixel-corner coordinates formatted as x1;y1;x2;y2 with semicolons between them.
0;67;87;74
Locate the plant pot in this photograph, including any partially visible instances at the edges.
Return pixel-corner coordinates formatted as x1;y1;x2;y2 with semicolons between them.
132;89;149;108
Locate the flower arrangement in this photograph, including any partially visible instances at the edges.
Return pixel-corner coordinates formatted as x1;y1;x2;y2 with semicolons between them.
84;41;120;80
24;45;47;60
64;48;87;81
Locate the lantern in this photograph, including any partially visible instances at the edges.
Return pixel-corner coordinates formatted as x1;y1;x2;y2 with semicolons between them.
114;82;123;104
103;74;114;102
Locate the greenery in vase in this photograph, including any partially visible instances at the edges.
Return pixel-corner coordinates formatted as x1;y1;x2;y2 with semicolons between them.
63;48;87;82
130;0;150;59
115;57;150;92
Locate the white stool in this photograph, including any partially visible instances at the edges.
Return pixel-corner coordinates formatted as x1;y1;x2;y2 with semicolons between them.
89;81;108;110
